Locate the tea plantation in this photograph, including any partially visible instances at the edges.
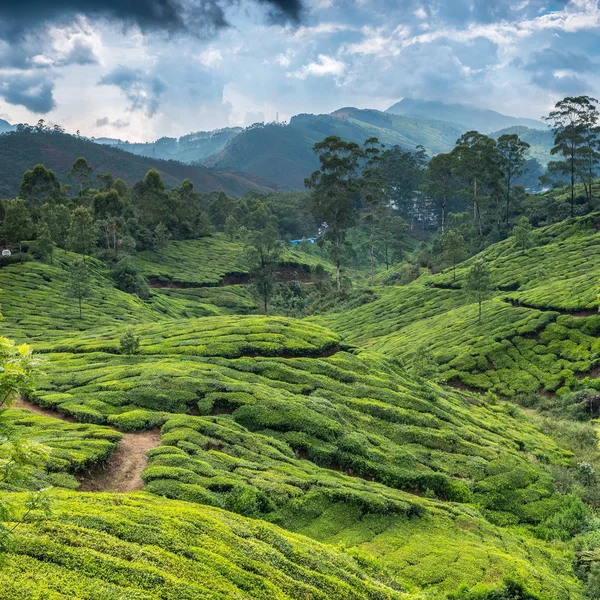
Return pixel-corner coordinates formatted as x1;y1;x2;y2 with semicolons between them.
3;214;600;598
317;214;600;395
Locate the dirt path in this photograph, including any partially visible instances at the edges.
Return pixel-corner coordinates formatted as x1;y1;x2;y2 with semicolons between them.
78;430;161;493
14;397;160;493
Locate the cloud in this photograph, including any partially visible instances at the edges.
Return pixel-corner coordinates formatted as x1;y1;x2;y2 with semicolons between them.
95;116;130;128
0;70;56;113
0;0;305;41
289;54;346;79
98;66;166;116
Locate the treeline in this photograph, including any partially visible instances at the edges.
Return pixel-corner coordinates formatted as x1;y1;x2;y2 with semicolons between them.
304;95;600;287
1;94;598;313
0;156;318;301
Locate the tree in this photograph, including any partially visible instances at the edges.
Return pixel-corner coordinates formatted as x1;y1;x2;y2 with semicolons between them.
423;152;454;234
120;330;141;355
442;230;467;282
131;170;174;230
69;158;93;195
19;164;62;211
512;216;534;254
451;132;501;235
246;222;282;313
1;199;33;260
111;259;149;299
381;145;427;227
0;337;53;554
376;207;407;269
92;189;123;220
68;207;97;261
40;203;71;250
67;260;92;319
544;96;600;217
224;215;240;241
466;259;492;324
36;223;54;263
577;98;600;209
361;137;386;284
497;134;530;225
153;222;171;248
305;136;362;291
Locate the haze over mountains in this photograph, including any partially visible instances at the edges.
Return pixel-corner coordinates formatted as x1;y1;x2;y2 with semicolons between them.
0;99;554;192
96;98;554;189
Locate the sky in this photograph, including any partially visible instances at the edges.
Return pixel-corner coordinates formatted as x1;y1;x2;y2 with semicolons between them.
0;0;598;141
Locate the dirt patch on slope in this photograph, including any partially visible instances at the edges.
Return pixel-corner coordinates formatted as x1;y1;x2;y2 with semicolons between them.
15;396;160;493
78;430;161;493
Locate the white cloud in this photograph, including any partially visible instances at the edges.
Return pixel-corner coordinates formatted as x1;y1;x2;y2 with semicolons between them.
288;54;346;79
197;48;223;68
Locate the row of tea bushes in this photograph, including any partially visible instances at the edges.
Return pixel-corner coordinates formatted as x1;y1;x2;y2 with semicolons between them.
39;316;342;359
3;409;121;490
1;491;409;599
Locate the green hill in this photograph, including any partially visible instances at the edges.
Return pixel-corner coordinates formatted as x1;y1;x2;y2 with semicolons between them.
317;213;600;396
0;131;277;198
5;207;600;597
208;110;465;188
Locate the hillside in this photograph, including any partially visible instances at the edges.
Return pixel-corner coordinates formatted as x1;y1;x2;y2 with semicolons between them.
209;110;465;188
490;125;554;166
95;127;242;164
3;213;600;597
0;131;278;197
317;213;600;397
388;98;545;133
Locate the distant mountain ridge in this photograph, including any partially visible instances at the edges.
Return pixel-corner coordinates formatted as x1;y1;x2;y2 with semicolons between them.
0;118;16;133
94;127;242;164
207;108;467;188
0;131;278;198
387;98;545;133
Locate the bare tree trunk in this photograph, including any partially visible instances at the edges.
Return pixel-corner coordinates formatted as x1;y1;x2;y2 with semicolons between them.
505;179;511;226
369;204;375;285
441;197;446;235
571;153;575;218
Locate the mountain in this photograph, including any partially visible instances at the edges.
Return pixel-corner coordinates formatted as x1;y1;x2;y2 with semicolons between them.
0;118;16;133
490;125;554;166
95;127;242;163
0;131;278;197
387;98;545;133
208;109;466;187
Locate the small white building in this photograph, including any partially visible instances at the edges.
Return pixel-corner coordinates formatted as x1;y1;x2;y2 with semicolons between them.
1;249;11;257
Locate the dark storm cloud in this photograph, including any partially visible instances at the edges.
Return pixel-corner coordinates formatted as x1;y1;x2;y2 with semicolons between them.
0;71;56;113
524;48;596;95
99;66;167;116
0;0;304;39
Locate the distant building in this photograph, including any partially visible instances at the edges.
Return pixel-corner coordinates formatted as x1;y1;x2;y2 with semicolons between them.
1;249;11;257
290;238;317;246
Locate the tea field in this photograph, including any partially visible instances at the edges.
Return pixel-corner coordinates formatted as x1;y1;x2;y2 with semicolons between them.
317;214;600;395
3;213;600;598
